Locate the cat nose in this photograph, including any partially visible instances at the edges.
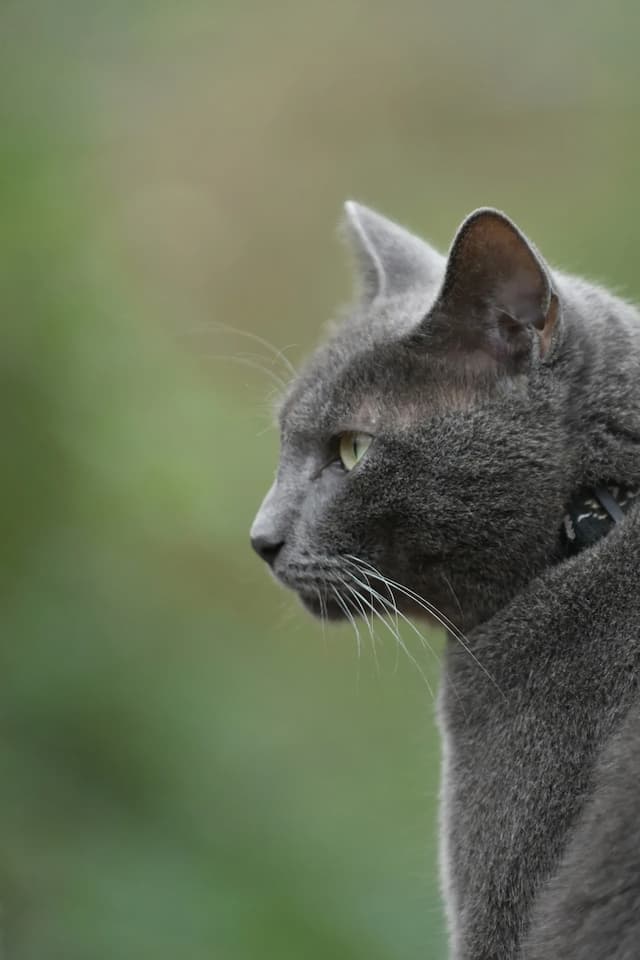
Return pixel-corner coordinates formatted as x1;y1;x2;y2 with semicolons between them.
250;481;287;568
250;531;285;567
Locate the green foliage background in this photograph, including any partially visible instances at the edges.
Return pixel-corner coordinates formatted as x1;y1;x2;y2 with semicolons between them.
1;2;639;957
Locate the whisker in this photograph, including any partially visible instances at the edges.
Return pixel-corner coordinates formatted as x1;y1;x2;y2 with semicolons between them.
334;573;375;654
337;572;399;677
351;567;441;665
360;571;402;675
189;320;298;379
329;583;362;662
345;555;505;701
339;573;434;694
357;561;400;634
256;420;278;438
345;561;473;718
341;579;380;675
201;353;288;391
346;554;461;638
350;587;379;673
314;586;328;648
441;571;464;623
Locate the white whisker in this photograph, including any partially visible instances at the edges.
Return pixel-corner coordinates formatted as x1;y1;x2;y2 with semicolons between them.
204;353;288;391
348;562;474;718
188;320;297;379
345;555;505;700
334;574;376;658
441;571;464;623
330;584;362;662
314;586;328;647
340;572;434;695
344;568;438;697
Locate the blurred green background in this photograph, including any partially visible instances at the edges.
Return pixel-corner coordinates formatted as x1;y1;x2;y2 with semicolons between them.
1;2;639;957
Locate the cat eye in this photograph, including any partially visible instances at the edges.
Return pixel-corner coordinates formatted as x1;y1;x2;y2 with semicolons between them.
338;431;372;471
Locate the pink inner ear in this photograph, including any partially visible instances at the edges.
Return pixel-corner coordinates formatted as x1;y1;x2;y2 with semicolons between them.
499;268;548;329
425;209;553;369
449;213;549;317
539;293;559;358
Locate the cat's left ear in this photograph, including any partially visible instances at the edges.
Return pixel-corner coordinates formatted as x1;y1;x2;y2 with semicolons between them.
342;201;445;304
423;208;559;369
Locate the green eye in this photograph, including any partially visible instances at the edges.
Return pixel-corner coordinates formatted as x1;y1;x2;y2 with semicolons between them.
338;431;372;471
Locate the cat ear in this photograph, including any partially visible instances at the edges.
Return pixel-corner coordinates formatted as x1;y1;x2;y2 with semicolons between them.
426;208;559;368
342;201;445;304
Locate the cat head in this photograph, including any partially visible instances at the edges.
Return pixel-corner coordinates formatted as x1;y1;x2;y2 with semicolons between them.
250;203;574;630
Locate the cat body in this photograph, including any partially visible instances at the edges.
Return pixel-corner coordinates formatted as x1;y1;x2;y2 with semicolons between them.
250;202;640;957
440;508;640;958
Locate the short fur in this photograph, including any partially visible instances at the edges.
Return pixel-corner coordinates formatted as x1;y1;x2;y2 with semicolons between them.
250;202;640;958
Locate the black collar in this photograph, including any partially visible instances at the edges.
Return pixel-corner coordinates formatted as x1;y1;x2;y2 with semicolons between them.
562;485;638;556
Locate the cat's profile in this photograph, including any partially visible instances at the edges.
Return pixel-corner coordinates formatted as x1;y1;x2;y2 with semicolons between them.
250;202;640;958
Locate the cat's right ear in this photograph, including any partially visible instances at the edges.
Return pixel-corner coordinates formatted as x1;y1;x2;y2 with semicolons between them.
341;202;445;304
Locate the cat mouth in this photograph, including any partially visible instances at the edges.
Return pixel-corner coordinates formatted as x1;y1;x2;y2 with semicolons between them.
277;555;456;629
275;561;384;622
284;571;400;623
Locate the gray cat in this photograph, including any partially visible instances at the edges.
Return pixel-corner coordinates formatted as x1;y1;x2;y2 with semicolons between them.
250;201;640;959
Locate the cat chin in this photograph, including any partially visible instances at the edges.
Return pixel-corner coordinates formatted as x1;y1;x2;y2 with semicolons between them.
298;592;349;621
296;586;454;629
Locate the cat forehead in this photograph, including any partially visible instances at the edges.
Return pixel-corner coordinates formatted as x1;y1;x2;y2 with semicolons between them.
276;302;404;430
283;285;436;410
277;345;377;435
278;331;485;438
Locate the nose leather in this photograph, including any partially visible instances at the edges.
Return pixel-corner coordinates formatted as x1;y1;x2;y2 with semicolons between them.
250;480;287;567
250;532;284;567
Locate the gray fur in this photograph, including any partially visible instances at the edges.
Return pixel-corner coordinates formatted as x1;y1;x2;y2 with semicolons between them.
342;202;445;303
250;201;640;958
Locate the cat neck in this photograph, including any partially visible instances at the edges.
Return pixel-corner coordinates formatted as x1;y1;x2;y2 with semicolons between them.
558;274;640;489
